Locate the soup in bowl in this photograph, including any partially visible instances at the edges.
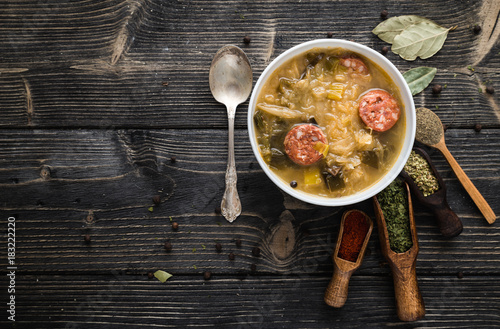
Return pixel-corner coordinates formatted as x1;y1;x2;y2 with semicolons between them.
248;39;415;206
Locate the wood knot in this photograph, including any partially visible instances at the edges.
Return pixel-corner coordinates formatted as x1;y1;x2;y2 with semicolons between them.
85;211;95;224
40;166;51;180
267;210;297;262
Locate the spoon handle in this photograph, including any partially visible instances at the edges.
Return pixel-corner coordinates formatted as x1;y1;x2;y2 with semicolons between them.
324;263;353;308
431;200;463;237
221;107;241;222
437;142;496;224
392;262;425;322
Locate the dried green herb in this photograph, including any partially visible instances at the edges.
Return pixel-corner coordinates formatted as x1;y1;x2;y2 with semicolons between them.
403;67;437;95
154;270;173;283
404;151;440;196
392;22;450;60
372;15;451;61
377;180;413;253
372;15;434;44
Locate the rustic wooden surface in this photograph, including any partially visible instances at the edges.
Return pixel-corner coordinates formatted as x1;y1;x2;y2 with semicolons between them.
1;0;499;328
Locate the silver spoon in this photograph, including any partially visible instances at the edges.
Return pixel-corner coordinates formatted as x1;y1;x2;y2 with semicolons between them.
209;45;253;222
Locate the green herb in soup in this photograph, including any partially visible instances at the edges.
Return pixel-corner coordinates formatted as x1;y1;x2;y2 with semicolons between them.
254;47;406;197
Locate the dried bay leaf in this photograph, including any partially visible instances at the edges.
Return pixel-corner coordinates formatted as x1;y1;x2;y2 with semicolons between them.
372;15;434;44
392;21;450;60
403;67;437;95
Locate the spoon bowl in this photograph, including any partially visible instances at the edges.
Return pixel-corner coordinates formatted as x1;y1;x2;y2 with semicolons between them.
209;45;253;222
209;46;253;107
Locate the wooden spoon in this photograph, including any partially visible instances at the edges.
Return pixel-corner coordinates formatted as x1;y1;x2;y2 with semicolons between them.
373;181;425;322
415;107;496;224
324;210;373;308
401;147;463;238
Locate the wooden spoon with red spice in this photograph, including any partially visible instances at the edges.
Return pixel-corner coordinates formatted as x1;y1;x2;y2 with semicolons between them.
324;209;373;308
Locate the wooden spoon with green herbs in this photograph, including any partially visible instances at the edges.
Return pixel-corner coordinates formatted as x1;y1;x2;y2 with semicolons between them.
373;180;425;322
415;107;496;224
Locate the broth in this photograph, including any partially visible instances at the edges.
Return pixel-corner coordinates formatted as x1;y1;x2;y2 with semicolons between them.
254;47;406;198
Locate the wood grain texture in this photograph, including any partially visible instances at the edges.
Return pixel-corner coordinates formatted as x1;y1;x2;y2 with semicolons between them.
1;0;499;327
0;129;498;275
0;274;498;329
0;0;498;128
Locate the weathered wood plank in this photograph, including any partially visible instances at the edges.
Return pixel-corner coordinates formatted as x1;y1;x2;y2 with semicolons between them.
1;274;498;328
0;0;498;128
1;129;498;274
0;68;498;128
1;0;497;67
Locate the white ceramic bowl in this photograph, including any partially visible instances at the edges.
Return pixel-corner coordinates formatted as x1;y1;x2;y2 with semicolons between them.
247;39;415;206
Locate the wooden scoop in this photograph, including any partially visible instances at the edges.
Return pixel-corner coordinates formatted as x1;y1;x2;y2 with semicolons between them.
373;181;425;322
324;210;373;308
415;107;496;224
401;147;463;238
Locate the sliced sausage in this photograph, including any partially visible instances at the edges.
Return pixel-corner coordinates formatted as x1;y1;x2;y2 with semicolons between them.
284;124;328;166
340;56;369;75
358;89;401;132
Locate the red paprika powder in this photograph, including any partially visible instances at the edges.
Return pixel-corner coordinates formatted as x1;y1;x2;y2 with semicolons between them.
338;211;370;262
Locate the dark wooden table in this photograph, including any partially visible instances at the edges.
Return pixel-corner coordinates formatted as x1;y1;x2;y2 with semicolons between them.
1;1;499;328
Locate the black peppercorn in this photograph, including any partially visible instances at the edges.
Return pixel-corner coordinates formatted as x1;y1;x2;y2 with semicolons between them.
473;25;481;34
84;234;91;244
290;180;298;188
250;264;257;272
252;247;261;257
215;206;221;215
164;241;172;252
486;86;494;94
457;271;464;279
147;272;154;279
152;195;161;205
432;84;442;95
215;243;222;252
380;10;388;19
243;36;251;44
228;252;235;260
381;46;389;55
203;271;211;281
474;123;482;132
326;32;333;38
235;239;242;247
170;156;177;163
171;222;179;231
